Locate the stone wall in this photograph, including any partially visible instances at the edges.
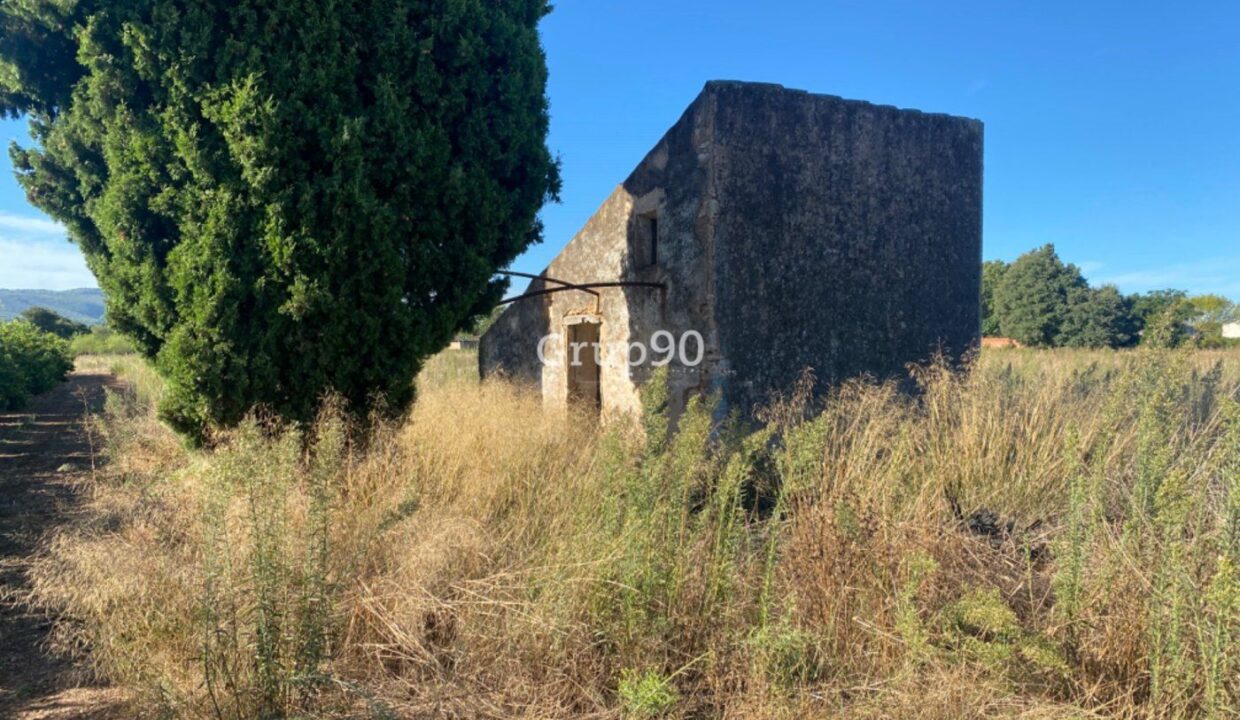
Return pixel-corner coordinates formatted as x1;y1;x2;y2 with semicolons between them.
705;82;983;415
481;81;983;422
479;92;719;417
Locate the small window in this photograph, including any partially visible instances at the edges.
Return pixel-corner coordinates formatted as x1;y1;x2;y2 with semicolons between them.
634;211;659;269
647;215;658;266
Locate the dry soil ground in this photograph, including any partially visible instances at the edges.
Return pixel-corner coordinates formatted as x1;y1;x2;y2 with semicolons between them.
0;370;129;719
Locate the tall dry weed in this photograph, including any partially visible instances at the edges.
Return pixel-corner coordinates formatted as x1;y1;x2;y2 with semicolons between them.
29;348;1240;718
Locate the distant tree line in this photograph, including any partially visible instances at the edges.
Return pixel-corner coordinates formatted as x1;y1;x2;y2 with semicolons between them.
982;244;1238;349
13;305;138;356
18;305;90;339
18;306;139;357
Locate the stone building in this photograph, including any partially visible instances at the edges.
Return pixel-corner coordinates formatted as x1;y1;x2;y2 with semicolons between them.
480;81;983;419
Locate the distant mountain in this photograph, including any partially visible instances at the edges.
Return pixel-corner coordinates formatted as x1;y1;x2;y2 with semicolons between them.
0;288;106;325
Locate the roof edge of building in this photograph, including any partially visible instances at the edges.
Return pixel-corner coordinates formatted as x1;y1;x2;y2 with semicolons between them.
699;79;983;127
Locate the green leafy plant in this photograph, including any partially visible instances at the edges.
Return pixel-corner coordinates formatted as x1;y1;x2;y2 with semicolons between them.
0;320;73;409
618;668;679;718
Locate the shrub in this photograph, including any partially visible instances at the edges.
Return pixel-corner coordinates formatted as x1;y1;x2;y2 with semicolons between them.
1142;305;1194;348
0;320;73;409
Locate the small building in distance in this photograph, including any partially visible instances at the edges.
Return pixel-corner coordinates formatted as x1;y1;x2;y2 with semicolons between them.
480;81;983;420
447;336;479;351
1222;322;1240;340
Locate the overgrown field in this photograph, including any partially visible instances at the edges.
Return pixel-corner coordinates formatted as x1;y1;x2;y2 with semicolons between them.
33;349;1240;718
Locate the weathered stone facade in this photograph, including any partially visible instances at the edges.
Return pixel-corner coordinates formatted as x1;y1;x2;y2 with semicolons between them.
480;81;982;419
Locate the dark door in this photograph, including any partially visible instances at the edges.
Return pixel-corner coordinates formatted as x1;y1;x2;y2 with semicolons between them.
566;322;601;410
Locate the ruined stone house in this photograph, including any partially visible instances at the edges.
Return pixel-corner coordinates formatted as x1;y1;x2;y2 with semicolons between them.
479;81;983;419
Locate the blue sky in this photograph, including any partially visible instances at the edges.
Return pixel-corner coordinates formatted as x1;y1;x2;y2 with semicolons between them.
2;0;1237;297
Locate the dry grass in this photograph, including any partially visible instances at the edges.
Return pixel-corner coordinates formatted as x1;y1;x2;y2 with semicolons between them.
29;348;1240;718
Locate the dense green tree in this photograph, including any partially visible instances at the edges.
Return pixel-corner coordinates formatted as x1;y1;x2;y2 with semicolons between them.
1185;294;1237;325
1181;294;1236;347
1058;284;1136;348
992;245;1088;347
983;248;1233;349
980;259;1008;336
19;306;89;339
1;0;560;437
0;2;84;118
1129;289;1188;332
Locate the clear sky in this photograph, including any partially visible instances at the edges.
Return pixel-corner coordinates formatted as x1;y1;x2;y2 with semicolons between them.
1;0;1237;298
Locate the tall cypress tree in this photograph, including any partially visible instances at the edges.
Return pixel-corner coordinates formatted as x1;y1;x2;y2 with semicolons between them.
1;0;560;438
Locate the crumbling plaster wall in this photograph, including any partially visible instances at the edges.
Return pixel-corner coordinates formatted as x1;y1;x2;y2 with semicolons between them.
479;94;723;418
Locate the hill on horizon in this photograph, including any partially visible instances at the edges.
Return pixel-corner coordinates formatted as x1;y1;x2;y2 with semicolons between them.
0;287;105;325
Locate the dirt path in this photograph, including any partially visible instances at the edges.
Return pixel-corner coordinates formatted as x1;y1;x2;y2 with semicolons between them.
0;370;130;719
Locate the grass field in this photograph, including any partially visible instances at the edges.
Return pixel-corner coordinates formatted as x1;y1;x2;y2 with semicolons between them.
32;348;1240;718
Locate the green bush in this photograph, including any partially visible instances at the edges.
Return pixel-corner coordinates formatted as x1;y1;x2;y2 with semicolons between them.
0;320;74;410
69;325;138;357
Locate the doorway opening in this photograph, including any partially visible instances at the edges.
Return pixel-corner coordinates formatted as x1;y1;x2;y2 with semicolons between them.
566;321;601;411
